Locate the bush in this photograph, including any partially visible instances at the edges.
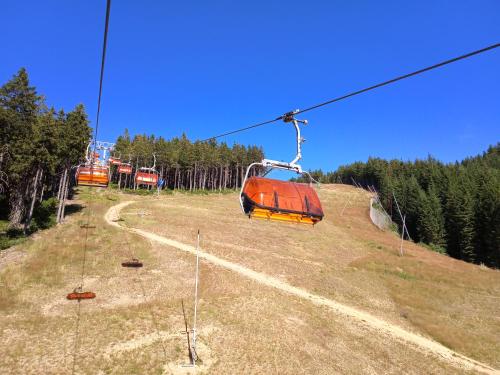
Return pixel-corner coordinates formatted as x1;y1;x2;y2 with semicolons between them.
32;197;58;230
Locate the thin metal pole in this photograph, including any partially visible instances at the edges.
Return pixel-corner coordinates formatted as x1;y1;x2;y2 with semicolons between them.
340;193;351;216
392;191;412;242
192;230;200;364
400;215;406;257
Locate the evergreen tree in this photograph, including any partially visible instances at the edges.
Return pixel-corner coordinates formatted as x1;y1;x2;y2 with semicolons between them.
417;185;445;247
0;68;92;231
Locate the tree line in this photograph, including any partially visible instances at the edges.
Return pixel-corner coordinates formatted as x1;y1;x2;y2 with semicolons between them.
113;130;265;191
0;68;91;235
299;145;500;268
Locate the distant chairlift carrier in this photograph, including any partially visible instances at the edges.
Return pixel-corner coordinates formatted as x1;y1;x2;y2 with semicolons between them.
76;142;110;188
135;154;159;189
240;110;324;225
118;160;133;175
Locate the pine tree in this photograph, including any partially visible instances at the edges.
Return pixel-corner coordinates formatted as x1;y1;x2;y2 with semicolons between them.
417;185;445;247
445;171;476;262
0;69;41;227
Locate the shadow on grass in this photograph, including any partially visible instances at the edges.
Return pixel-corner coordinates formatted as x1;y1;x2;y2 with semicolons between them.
64;203;84;216
181;299;195;365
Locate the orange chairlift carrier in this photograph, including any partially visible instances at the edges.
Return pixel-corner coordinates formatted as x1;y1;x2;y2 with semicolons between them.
76;142;110;188
135;154;159;188
240;110;324;224
117;154;133;175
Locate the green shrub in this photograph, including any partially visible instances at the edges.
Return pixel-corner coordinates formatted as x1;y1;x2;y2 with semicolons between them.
32;197;58;230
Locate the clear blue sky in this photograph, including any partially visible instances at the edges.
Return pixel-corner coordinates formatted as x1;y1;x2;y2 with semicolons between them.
2;1;499;171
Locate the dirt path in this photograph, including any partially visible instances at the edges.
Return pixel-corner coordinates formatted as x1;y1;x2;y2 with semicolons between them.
105;201;498;375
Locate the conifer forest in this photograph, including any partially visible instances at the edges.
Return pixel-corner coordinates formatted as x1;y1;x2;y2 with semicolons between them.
300;145;500;268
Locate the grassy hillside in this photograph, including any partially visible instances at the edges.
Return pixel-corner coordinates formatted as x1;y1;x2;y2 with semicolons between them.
0;185;498;374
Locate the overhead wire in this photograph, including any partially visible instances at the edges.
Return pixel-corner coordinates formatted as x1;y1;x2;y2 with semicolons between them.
201;42;500;142
92;0;112;153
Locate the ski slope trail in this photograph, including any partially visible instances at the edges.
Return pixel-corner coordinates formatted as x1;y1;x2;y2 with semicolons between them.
105;201;498;375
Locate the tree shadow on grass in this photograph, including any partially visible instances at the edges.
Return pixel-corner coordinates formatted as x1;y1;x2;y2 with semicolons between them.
0;201;85;250
64;203;84;216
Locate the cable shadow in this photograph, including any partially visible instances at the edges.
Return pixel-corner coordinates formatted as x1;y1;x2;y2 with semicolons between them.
137;273;168;362
71;301;82;375
181;299;194;365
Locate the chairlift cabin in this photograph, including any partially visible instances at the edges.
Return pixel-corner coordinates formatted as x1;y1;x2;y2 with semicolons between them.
135;154;159;188
240;111;324;225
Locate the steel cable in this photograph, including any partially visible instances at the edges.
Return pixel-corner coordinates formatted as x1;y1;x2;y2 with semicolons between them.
201;43;499;141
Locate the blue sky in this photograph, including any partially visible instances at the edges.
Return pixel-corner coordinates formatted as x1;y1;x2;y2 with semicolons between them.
2;1;499;171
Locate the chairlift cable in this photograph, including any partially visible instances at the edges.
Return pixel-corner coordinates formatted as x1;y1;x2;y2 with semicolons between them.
71;2;112;373
295;43;500;116
92;0;112;153
201;43;500;142
201;118;281;142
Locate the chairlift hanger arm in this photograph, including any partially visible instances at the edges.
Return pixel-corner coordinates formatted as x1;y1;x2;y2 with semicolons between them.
261;110;308;173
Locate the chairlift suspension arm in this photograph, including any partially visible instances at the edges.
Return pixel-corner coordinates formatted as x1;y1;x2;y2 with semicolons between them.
261;110;307;173
289;117;306;166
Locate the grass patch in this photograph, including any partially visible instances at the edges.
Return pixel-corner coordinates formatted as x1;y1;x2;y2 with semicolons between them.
420;242;447;255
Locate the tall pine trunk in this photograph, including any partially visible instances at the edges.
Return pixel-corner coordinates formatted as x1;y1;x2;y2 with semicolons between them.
8;186;26;229
56;168;68;223
24;167;42;234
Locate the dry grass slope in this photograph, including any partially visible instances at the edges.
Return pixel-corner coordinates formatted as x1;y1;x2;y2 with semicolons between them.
0;184;499;374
